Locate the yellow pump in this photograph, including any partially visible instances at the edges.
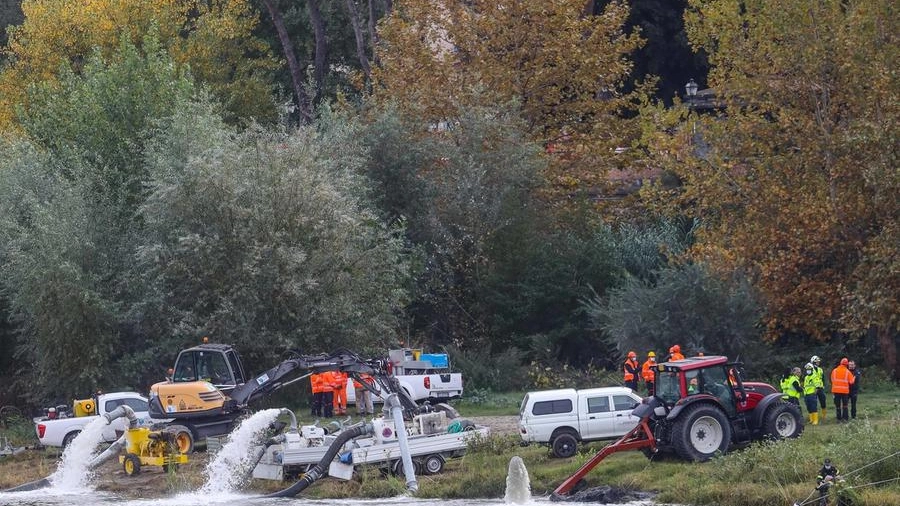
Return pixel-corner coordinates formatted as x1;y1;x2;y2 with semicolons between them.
119;427;189;476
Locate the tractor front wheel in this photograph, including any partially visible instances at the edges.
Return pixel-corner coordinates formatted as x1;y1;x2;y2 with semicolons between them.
123;453;142;476
672;404;732;462
764;401;804;439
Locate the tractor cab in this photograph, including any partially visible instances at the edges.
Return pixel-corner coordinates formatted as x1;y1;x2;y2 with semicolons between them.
654;356;743;417
171;343;247;394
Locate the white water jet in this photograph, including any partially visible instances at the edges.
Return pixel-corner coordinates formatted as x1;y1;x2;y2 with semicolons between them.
200;408;282;494
48;416;110;490
503;456;531;504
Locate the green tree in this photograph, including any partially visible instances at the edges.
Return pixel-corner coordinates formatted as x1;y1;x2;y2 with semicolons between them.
134;104;414;372
647;0;898;377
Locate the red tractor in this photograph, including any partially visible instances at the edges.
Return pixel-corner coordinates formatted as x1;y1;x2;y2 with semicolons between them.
554;355;803;497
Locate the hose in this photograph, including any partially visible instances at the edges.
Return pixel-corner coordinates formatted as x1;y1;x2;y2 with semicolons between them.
265;422;373;498
2;478;51;492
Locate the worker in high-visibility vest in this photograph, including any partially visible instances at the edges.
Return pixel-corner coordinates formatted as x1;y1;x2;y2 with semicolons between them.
320;371;336;418
641;352;657;396
310;373;324;417
332;371;348;416
810;355;827;421
623;352;639;391
353;373;376;416
803;363;819;425
668;344;685;361
830;358;855;422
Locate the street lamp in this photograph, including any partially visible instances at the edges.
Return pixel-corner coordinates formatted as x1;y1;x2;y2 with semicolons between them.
685;79;699;106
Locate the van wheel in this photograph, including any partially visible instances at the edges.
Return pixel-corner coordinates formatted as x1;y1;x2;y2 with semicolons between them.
551;431;578;458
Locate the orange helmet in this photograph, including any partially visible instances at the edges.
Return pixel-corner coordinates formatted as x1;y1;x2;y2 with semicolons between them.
627;351;637;359
840;357;849;366
672;344;681;353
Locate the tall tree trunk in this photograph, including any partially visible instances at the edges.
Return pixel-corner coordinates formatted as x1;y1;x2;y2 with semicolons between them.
306;0;327;107
262;0;312;124
345;0;371;79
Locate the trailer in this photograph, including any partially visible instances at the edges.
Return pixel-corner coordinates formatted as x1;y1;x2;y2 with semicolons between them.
252;411;488;481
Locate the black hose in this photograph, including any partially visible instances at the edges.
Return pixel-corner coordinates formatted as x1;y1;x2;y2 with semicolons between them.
265;423;372;498
2;477;51;492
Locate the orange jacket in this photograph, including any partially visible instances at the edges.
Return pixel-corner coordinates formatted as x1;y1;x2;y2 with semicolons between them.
319;371;335;393
623;359;639;381
333;371;347;390
352;373;375;389
670;352;685;361
310;373;323;394
641;359;656;382
830;365;855;394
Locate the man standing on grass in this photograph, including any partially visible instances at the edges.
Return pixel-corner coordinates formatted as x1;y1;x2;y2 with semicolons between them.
830;358;855;423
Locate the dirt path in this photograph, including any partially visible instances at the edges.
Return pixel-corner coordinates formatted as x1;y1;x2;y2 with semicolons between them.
469;415;518;436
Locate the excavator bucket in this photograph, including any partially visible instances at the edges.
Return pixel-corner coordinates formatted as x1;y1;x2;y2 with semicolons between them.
552;414;657;498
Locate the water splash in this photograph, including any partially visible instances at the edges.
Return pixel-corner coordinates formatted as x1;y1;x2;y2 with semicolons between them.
48;416;110;490
200;408;282;493
503;456;531;504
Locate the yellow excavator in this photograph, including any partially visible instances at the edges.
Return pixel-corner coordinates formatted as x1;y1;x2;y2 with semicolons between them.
148;340;418;452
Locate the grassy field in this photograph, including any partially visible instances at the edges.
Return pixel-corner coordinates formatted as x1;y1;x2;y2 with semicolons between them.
2;387;898;505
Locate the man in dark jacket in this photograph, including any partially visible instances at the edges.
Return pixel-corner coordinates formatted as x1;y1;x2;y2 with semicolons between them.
847;360;861;419
816;458;839;506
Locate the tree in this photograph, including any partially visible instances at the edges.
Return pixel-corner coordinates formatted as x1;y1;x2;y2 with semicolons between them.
134;104;414;371
373;0;645;202
649;0;898;377
0;0;278;130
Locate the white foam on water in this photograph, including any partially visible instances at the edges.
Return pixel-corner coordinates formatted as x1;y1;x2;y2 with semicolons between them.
47;416;110;490
199;408;282;494
503;456;531;504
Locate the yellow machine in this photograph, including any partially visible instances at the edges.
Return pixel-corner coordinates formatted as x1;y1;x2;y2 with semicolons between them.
72;398;96;417
118;427;189;476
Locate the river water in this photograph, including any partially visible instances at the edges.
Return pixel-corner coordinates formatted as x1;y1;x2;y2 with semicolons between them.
0;411;660;506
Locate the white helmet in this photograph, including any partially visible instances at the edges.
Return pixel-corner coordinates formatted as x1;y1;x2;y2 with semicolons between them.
811;355;820;364
805;363;814;370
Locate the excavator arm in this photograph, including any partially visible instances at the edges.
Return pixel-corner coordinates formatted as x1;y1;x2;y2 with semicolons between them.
227;349;420;417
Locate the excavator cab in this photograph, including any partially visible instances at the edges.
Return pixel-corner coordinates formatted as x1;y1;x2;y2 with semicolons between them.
172;344;246;393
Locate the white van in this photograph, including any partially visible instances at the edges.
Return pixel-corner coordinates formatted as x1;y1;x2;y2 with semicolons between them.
518;387;643;457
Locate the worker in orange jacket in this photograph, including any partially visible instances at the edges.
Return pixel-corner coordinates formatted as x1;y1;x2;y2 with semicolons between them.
320;371;336;418
353;373;376;416
641;352;657;396
310;373;324;417
668;344;685;361
623;351;640;391
830;358;855;423
332;371;348;416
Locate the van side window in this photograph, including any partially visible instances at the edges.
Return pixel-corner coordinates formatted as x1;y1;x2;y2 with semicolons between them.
587;396;610;413
613;395;637;411
532;399;573;415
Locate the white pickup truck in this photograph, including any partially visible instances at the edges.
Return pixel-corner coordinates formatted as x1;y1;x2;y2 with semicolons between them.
518;386;643;458
34;392;168;448
347;348;464;404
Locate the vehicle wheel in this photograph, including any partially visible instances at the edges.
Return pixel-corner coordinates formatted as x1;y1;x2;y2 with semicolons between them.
61;430;81;449
550;431;579;458
764;401;804;439
422;454;445;475
123;453;142;476
671;404;732;462
167;425;194;454
392;459;421;476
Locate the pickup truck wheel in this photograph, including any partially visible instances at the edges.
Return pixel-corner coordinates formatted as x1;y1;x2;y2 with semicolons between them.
62;430;81;449
672;404;732;462
551;431;578;458
423;454;445;475
123;453;141;476
167;425;194;454
764;401;804;439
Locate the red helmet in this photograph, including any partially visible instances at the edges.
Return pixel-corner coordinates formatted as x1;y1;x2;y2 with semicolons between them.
627;351;637;359
840;357;849;366
672;344;681;353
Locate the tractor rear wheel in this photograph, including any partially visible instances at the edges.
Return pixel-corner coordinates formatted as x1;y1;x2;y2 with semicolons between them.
672;404;732;461
168;425;194;454
123;453;141;476
763;401;804;439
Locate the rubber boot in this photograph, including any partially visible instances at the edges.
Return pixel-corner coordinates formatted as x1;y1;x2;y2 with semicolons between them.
820;408;826;422
810;412;819;425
